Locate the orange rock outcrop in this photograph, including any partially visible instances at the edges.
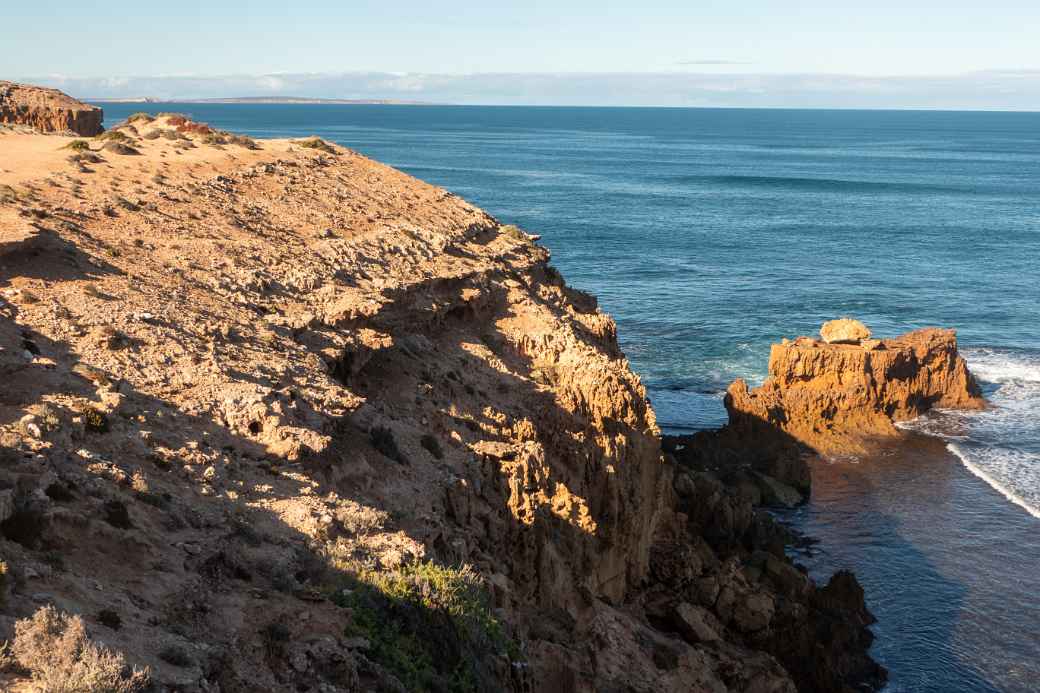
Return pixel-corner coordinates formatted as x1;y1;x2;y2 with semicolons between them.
726;327;985;454
0;81;103;135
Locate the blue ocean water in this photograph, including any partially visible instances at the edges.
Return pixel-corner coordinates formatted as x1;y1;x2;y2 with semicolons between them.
101;103;1040;691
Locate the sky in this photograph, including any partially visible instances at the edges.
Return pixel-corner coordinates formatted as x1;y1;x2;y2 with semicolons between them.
5;1;1040;109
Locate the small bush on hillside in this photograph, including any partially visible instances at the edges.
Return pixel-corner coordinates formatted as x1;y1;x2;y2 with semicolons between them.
335;561;516;693
126;113;155;124
11;605;150;692
142;130;161;140
228;134;259;149
64;139;91;151
499;224;527;242
296;137;337;154
0;184;19;203
102;142;140;156
96;130;131;143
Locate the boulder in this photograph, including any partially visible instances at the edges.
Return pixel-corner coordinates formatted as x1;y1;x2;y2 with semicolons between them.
819;318;871;344
673;602;720;643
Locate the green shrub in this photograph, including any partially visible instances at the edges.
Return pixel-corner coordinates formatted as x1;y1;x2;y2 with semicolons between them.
96;130;131;142
64;139;91;151
296;137;337;154
334;562;515;693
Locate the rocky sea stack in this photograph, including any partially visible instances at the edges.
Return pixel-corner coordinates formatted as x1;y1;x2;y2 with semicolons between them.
727;325;985;455
0;81;103;136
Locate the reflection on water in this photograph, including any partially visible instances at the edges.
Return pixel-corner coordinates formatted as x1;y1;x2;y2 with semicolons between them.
781;435;1040;693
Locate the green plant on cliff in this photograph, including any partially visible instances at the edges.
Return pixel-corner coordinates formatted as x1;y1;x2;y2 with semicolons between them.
332;561;516;692
63;139;91;151
296;137;338;154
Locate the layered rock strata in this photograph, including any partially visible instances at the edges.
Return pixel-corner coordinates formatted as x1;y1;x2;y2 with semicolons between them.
0;81;103;136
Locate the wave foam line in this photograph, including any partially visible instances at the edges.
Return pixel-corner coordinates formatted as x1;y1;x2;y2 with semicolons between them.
947;443;1040;520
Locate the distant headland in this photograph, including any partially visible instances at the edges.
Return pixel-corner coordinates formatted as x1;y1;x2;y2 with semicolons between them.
86;96;437;105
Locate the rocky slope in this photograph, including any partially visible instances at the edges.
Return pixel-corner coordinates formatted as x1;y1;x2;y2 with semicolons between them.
0;81;103;136
0;101;883;692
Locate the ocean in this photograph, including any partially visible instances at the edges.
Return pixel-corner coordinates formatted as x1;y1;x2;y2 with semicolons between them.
100;103;1040;692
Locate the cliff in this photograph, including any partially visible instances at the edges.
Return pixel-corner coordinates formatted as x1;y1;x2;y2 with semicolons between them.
726;327;984;454
0;81;103;136
0;111;881;692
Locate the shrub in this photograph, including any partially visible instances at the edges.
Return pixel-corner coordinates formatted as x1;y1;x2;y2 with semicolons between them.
335;562;515;692
228;134;259;150
126;113;154;124
64;140;91;151
0;184;19;203
142;130;161;140
499;224;527;242
101;142;140;156
83;407;110;433
68;152;104;164
96;130;131;143
296;137;337;154
12;605;150;692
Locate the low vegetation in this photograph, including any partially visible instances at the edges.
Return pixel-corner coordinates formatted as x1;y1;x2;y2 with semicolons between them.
296;137;338;154
6;605;150;692
63;139;91;151
333;561;516;693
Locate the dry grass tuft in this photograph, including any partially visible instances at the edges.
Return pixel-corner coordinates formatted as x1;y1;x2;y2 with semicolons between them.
10;605;150;692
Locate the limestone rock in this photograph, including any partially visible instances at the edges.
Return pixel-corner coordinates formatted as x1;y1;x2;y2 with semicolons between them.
819;318;871;344
726;327;984;453
0;81;103;136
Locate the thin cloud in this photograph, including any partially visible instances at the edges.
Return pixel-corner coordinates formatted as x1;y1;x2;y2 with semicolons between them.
676;60;752;66
15;71;1040;111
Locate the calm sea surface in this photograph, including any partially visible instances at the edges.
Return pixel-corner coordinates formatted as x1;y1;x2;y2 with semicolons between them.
102;103;1040;692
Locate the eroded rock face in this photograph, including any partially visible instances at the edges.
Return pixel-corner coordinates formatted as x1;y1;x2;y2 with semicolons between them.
0;81;103;135
726;327;984;453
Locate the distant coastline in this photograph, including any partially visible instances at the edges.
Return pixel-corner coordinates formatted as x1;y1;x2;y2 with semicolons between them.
86;96;437;105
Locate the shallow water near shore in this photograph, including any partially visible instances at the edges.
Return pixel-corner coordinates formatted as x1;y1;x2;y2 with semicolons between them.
782;436;1040;692
99;103;1040;690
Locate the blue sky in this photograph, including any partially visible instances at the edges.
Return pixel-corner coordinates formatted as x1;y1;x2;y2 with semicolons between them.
6;1;1040;108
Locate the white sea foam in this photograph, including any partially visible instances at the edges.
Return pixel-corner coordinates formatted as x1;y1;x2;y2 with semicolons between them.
947;443;1040;520
903;348;1040;519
